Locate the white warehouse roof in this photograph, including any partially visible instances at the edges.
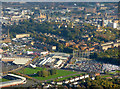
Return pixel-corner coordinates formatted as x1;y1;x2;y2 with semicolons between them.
13;58;31;65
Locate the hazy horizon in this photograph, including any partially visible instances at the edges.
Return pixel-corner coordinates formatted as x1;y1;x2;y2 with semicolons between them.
0;0;119;2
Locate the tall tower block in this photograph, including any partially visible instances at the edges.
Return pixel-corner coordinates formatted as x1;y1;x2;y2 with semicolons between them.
8;29;10;38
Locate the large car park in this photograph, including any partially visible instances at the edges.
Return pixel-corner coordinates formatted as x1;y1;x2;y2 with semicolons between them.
65;59;120;73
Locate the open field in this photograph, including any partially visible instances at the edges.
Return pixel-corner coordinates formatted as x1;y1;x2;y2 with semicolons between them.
18;67;46;74
33;69;78;81
108;72;115;75
17;67;81;81
116;70;120;73
101;75;112;78
57;73;85;81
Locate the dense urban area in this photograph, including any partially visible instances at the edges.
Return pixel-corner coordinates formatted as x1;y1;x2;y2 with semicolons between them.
0;2;120;89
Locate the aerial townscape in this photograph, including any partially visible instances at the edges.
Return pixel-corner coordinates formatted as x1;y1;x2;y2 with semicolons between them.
0;1;120;89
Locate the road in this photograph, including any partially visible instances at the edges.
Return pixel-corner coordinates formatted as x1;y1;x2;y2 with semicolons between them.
1;53;47;76
1;53;85;86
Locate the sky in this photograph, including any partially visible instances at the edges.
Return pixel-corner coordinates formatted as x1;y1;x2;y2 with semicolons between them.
0;0;119;2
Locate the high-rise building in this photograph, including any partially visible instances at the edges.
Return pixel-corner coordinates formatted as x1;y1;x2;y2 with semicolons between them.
113;22;118;28
97;18;104;27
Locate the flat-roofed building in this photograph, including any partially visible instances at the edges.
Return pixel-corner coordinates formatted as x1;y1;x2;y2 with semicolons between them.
113;42;120;47
101;42;113;46
100;41;120;50
2;57;31;65
16;34;30;38
54;60;63;68
101;45;112;50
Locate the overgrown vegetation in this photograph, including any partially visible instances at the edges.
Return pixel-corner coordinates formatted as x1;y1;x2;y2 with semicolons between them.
3;19;119;53
90;48;120;65
79;76;120;89
37;69;57;77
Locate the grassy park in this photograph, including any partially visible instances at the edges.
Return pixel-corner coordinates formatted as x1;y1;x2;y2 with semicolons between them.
18;67;83;81
33;69;78;81
57;73;85;81
116;70;120;73
101;75;112;78
18;67;46;74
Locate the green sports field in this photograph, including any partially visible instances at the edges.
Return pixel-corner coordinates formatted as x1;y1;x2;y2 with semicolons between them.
57;73;85;81
101;75;112;78
116;70;120;73
33;69;78;81
17;67;83;81
18;67;45;74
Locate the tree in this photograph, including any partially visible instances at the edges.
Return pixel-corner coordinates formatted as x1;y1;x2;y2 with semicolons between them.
57;43;64;52
95;76;100;80
43;47;47;51
90;53;98;59
2;47;9;50
63;47;73;53
49;69;57;75
41;70;49;77
37;71;42;77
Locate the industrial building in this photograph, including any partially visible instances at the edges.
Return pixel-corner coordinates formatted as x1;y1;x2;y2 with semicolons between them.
100;41;120;50
50;52;70;59
16;34;30;38
1;57;32;65
54;60;63;68
38;52;70;68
